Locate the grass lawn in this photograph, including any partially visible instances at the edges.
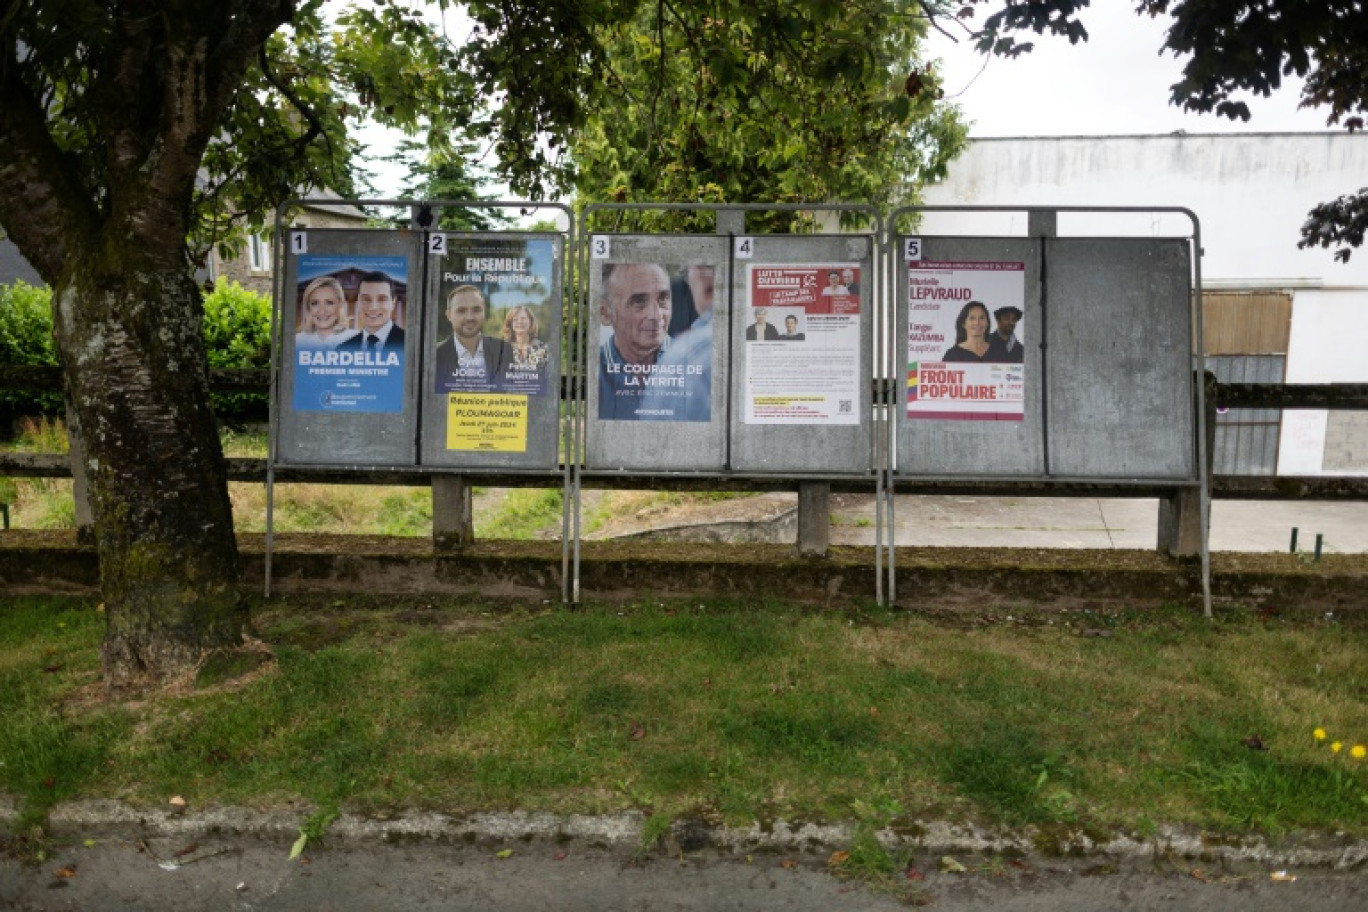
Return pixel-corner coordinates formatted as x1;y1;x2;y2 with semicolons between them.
3;596;1368;845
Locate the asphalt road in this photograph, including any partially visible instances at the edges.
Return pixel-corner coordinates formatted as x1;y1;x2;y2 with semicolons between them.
4;836;1365;911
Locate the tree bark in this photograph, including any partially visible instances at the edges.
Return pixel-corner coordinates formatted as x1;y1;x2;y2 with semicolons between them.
0;2;295;689
53;244;246;691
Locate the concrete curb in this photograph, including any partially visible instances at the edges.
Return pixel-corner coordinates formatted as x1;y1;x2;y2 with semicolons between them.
6;798;1367;870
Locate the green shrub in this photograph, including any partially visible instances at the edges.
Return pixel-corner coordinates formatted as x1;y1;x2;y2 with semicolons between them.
0;281;61;426
201;280;272;422
0;279;274;429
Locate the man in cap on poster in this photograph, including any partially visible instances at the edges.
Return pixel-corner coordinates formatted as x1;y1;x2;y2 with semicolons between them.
434;284;513;391
599;263;674;420
986;305;1024;363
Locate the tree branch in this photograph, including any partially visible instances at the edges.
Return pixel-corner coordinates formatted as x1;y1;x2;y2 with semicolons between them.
0;42;99;283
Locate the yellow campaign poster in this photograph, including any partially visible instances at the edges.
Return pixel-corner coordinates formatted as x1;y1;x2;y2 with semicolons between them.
446;393;528;452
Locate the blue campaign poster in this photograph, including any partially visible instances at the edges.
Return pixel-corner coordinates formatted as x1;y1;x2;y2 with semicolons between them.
291;255;409;413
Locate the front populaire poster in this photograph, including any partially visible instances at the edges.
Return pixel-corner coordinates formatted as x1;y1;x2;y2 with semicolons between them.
291;255;409;413
906;261;1026;421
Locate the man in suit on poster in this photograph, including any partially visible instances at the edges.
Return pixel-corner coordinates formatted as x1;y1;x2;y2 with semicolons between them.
434;284;512;391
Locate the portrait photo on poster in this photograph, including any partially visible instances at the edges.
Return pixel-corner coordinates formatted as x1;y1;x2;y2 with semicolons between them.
291;255;408;414
743;263;862;426
433;237;557;397
597;261;716;422
906;261;1026;422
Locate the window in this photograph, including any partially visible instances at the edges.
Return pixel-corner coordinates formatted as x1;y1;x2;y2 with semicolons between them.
248;233;271;272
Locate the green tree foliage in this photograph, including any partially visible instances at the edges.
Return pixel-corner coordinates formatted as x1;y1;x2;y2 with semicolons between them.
380;139;510;232
0;282;62;425
573;1;967;232
939;0;1368;261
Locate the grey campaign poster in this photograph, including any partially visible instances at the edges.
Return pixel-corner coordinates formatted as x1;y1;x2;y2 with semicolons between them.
597;261;715;421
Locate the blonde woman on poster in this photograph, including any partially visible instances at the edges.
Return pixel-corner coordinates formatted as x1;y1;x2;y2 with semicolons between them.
502;305;549;370
295;276;358;349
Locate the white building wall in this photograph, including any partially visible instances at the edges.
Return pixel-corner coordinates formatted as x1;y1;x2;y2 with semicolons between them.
920;133;1368;475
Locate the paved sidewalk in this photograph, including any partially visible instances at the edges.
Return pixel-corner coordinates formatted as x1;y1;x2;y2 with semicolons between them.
828;495;1368;553
5;836;1367;912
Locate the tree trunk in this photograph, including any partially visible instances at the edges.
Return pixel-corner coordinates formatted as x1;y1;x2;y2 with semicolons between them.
53;242;245;692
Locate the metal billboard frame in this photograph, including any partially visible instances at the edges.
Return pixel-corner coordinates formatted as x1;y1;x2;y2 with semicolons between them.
266;199;576;600
884;205;1211;617
573;203;887;604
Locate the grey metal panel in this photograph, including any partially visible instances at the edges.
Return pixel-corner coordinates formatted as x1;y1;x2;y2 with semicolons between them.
894;237;1045;477
729;235;874;474
586;236;730;472
1207;354;1283;476
420;233;564;470
1045;238;1194;479
276;229;420;466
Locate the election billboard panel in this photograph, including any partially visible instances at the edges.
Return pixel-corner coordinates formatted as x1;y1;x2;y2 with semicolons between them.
422;233;564;469
276;230;419;466
585;235;728;472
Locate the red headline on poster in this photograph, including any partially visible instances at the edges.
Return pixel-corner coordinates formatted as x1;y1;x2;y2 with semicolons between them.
917;367;998;400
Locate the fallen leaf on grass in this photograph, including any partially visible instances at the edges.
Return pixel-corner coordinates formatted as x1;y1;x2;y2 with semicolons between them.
54;865;77;879
1008;859;1029;871
1242;735;1269;751
42;664;63;674
173;844;199;858
940;856;967;874
827;851;850;867
552;851;567;861
496;849;514;859
1270;870;1296;882
905;867;925;881
629;723;646;741
168;795;187;809
780;859;797;870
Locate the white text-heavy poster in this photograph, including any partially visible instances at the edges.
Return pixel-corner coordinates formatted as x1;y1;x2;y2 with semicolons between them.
744;264;861;425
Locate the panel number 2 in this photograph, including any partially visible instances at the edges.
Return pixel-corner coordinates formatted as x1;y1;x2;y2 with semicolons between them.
428;233;446;255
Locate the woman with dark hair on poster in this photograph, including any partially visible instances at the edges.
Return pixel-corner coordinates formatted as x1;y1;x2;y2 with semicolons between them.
941;301;992;362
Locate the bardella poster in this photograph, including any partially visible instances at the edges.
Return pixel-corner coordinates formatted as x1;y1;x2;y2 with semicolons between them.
292;255;408;413
743;264;861;425
906;261;1026;422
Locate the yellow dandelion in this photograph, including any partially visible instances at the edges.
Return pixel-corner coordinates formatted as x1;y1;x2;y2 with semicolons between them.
1352;745;1367;760
1313;727;1327;741
1332;741;1343;753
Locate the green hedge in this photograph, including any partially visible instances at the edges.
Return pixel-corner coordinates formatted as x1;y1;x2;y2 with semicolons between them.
202;280;272;421
0;281;62;424
0;279;273;429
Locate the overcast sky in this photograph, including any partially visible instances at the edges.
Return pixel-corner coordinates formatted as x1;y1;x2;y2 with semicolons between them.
923;5;1330;137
